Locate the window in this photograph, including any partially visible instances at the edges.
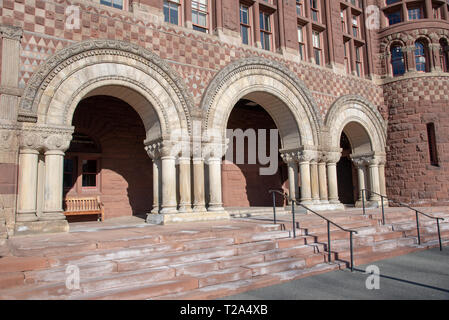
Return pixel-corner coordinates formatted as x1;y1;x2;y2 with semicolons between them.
298;25;306;60
296;0;303;16
163;0;181;25
355;46;363;77
259;11;272;51
63;158;76;191
240;4;251;45
427;123;439;166
440;39;449;72
312;31;322;65
408;7;422;20
192;0;209;33
386;0;401;4
391;45;405;76
341;10;347;33
100;0;124;10
415;41;428;72
352;15;359;38
344;40;350;74
433;6;441;19
387;11;402;25
310;0;320;22
82;160;98;188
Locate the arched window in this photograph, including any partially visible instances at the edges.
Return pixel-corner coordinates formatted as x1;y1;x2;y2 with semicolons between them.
439;38;449;72
391;44;405;76
415;40;429;72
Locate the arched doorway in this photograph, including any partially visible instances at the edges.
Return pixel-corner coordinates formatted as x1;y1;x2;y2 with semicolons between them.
337;132;356;205
222;98;287;207
63;95;153;222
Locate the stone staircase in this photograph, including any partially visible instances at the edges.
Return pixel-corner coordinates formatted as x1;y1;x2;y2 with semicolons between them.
0;207;448;300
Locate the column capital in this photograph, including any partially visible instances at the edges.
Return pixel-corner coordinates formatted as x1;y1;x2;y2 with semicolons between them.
296;149;318;163
144;140;162;160
202;142;227;163
280;150;297;164
19;124;74;152
0;25;23;41
323;150;342;164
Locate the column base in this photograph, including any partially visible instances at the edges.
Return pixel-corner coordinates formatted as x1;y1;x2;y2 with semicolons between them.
14;220;69;236
301;203;345;211
146;211;230;225
16;212;39;222
207;205;225;212
40;211;67;221
160;207;178;214
178;205;193;213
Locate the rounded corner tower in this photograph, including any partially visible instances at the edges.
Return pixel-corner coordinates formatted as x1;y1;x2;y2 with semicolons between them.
376;0;449;206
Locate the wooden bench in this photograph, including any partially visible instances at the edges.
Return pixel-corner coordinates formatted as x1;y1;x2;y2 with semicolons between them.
64;196;105;222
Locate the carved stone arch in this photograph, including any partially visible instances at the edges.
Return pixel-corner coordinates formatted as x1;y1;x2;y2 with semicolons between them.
200;57;322;150
18;39;193;142
325;95;387;155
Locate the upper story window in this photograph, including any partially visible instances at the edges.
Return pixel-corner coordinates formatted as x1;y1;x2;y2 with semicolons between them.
192;0;209;33
240;4;251;45
259;11;272;51
415;40;429;72
391;45;405;76
440;38;449;72
352;15;359;38
100;0;124;10
344;40;350;74
387;10;402;25
298;25;306;61
355;46;363;77
310;0;320;23
163;0;182;25
312;31;322;65
427;123;439;166
408;7;422;20
296;0;303;16
341;10;347;33
386;0;401;5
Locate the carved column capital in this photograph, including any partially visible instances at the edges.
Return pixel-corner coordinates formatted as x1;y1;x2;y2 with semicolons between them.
280;151;297;164
18;124;74;152
144;140;162;160
324;151;342;164
0;25;23;41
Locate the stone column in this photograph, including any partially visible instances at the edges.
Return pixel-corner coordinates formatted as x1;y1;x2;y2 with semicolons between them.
16;148;39;222
310;154;320;204
378;155;388;206
42;149;66;220
326;151;341;204
178;156;192;213
352;156;368;206
192;157;206;212
145;142;162;215
296;150;313;204
281;152;298;201
318;156;329;204
367;157;381;202
160;143;178;214
207;156;224;212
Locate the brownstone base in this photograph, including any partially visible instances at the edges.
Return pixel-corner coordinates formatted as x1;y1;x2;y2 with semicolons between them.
13;220;69;236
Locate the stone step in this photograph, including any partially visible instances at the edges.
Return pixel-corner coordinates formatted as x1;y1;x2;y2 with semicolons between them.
234;230;291;244
213;252;266;269
0;272;24;290
195;267;253;288
243;257;307;276
115;246;237;272
72;277;200;300
373;237;417;252
152;275;281;300
262;245;320;262
341;246;422;267
0;256;54;273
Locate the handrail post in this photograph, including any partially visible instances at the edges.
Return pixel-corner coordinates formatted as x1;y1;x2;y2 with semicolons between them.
437;219;442;251
350;231;354;272
272;192;276;225
381;195;385;225
415;210;421;245
292;200;296;238
327;221;331;263
362;189;365;215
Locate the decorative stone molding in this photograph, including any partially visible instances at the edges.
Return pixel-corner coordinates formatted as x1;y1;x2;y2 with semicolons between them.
18;124;74;152
280;151;297;164
324;151;342;164
0;124;19;151
0;25;23;41
18;39;193;135
200;57;322;145
144;140;162;160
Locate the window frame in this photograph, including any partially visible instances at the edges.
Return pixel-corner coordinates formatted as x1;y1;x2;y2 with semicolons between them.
64;154;102;196
312;30;322;66
99;0;128;11
163;0;183;26
191;0;211;33
240;3;252;45
415;40;429;73
390;44;406;77
310;0;321;23
259;10;273;51
297;24;306;61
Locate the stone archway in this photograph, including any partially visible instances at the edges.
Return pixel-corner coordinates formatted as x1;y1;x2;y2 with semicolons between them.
15;40;194;233
200;57;323;210
325;95;387;207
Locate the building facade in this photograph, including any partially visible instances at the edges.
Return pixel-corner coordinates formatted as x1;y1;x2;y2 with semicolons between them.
0;0;448;237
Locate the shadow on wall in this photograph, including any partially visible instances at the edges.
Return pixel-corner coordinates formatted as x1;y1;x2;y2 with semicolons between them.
63;96;153;222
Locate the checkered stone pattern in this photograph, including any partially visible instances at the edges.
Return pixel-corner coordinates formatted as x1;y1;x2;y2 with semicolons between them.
3;0;384;118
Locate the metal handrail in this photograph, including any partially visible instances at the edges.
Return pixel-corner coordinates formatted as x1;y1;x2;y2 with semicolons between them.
268;190;358;271
361;188;444;251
